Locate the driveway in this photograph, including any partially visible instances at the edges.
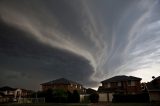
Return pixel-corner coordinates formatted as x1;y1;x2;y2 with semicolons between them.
90;103;110;106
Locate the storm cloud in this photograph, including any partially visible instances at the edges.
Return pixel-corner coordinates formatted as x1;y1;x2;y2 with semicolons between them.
0;0;160;90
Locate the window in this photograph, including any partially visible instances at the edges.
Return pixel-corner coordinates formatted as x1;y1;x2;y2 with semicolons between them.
131;81;135;86
79;86;81;89
107;83;111;88
118;82;121;86
128;80;131;86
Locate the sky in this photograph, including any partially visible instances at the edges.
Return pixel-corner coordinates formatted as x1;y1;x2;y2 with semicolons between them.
0;0;160;90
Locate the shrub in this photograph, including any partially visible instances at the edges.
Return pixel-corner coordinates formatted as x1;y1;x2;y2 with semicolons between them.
52;89;68;103
72;90;80;103
112;93;150;103
89;93;99;103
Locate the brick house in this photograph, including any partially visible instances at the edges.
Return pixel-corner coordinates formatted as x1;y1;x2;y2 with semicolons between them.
0;86;32;103
98;75;142;102
146;76;160;102
40;78;85;94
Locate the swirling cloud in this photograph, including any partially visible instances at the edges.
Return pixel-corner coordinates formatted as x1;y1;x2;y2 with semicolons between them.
0;0;160;90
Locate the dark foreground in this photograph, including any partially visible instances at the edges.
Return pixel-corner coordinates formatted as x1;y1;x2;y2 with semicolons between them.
1;103;160;106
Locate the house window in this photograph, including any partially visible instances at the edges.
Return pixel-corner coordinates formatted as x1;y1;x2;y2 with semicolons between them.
107;83;111;88
131;81;135;86
128;80;131;86
79;86;81;89
118;82;121;86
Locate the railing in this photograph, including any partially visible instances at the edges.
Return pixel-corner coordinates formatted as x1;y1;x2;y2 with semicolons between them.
18;98;45;104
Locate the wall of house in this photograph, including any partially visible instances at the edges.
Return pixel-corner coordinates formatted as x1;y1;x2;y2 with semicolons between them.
101;80;141;94
98;93;113;102
126;81;141;94
149;91;160;102
80;94;89;102
42;84;69;91
42;84;84;93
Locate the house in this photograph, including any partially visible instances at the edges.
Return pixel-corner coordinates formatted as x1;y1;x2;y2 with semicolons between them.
0;86;33;103
146;76;160;102
80;88;97;103
40;78;86;94
0;86;22;102
98;75;142;102
86;88;97;94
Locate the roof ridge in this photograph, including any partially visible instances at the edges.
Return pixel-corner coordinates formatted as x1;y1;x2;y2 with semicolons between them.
101;75;141;83
41;78;81;85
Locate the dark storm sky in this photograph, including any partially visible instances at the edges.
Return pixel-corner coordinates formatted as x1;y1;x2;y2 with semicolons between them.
0;0;160;90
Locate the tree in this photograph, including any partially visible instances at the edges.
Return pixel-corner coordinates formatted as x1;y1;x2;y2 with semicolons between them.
152;76;155;79
67;91;72;103
72;90;80;103
52;89;67;103
45;89;54;103
89;93;99;103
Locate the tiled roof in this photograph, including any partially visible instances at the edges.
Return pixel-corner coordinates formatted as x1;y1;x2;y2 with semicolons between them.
146;76;160;91
0;86;16;91
86;88;97;94
41;78;81;85
101;75;142;83
154;76;160;80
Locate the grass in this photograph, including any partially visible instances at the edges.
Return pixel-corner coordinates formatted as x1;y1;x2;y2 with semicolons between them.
1;102;160;106
0;103;90;106
110;103;160;106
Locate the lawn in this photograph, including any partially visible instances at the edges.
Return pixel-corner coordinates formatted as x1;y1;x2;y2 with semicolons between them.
0;103;90;106
110;103;160;106
1;103;160;106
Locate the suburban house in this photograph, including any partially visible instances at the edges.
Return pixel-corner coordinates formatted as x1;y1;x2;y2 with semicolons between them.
80;88;97;103
146;76;160;102
0;86;22;102
98;75;142;102
0;86;33;103
40;78;86;94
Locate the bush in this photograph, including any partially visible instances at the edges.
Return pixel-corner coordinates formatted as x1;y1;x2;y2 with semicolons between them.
89;93;99;103
67;91;73;103
72;90;80;103
52;89;68;103
112;93;150;103
33;89;80;103
45;89;54;103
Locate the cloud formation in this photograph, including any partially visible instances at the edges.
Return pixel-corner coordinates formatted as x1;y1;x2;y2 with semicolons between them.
0;0;160;90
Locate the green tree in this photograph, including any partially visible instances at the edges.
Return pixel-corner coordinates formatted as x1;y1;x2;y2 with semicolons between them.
45;89;54;103
67;91;72;103
53;89;67;103
72;90;80;103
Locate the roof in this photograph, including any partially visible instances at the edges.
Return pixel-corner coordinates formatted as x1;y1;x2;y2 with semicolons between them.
146;76;160;91
101;75;142;83
154;76;160;80
0;86;16;91
41;78;81;85
86;88;97;94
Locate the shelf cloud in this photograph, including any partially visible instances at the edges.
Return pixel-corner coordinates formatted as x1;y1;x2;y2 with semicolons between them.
0;0;160;90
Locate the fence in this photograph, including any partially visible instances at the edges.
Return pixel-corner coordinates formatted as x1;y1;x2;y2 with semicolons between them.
18;98;45;104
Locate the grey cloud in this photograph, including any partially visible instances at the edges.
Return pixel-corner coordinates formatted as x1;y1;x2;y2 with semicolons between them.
0;0;160;89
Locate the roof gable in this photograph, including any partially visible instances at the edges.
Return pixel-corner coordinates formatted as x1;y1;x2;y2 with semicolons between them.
0;86;16;91
101;75;142;83
41;78;81;85
146;76;160;91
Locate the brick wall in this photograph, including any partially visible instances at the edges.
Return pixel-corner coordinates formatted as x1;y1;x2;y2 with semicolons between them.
101;80;141;94
42;84;84;93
